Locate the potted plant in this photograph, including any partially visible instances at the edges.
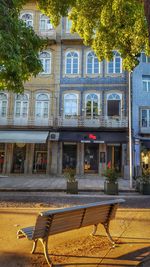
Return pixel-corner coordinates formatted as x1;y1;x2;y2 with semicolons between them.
103;166;119;195
136;169;150;195
64;167;78;194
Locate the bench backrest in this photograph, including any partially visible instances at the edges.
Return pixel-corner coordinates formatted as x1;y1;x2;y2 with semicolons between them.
32;199;124;239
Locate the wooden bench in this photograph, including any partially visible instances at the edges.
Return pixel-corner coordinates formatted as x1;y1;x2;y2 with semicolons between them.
17;199;125;266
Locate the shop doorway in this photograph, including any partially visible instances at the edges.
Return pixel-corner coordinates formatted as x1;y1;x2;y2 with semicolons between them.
33;144;47;173
141;150;150;173
84;143;99;173
0;144;5;173
107;145;121;171
62;144;77;170
12;144;26;173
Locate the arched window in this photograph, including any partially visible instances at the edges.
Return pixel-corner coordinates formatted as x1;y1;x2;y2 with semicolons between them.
21;13;33;27
39;52;51;74
35;93;49;118
0;93;7;118
65;51;79;74
107;52;122;74
86;94;99;118
15;94;28;118
107;93;121;116
40;14;53;31
64;94;78;116
87;52;100;74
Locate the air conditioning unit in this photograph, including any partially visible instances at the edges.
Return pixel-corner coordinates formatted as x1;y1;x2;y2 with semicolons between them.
49;132;59;141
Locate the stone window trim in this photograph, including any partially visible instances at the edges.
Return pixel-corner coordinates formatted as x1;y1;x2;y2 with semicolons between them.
20;12;33;27
14;93;29;118
0;92;8;118
140;107;150;128
65;50;80;75
39;51;52;75
141;52;150;63
35;93;50;119
63;92;79;117
107;51;122;74
142;76;150;92
86;51;101;75
39;14;53;32
106;92;122;117
84;93;101;117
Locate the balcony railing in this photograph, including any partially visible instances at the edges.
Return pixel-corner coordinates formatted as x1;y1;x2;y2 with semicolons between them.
140;126;150;134
57;116;128;128
35;28;57;40
0;115;128;128
61;30;81;40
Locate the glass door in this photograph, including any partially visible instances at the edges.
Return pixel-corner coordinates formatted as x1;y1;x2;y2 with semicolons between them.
12;144;26;173
63;144;77;170
107;145;121;171
84;144;98;173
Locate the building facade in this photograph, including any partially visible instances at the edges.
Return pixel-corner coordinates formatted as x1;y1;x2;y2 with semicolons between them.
0;1;129;177
132;52;150;176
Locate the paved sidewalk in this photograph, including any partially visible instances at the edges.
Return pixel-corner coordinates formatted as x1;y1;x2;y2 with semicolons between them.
0;207;150;267
0;174;135;192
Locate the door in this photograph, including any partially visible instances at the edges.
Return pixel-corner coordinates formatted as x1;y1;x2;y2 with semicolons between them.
84;144;98;173
107;145;121;171
63;144;77;170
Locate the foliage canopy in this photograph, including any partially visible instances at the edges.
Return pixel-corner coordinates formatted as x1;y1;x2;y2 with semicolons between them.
38;0;150;71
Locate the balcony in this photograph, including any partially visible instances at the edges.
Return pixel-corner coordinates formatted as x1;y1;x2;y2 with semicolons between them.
0;116;54;128
140;126;150;134
57;116;128;128
35;28;57;41
61;30;81;41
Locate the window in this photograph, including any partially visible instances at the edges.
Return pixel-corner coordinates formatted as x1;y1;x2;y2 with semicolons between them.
107;93;121;116
66;18;72;33
15;94;28;118
21;13;33;27
87;52;100;74
40;14;53;31
0;93;7;118
141;52;150;63
86;94;99;118
142;76;150;92
35;94;49;119
65;51;79;74
107;52;122;74
39;52;51;74
64;94;78;117
141;109;150;127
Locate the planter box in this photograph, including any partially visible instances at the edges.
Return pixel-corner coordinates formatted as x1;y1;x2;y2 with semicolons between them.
104;180;118;195
66;181;78;194
142;183;150;195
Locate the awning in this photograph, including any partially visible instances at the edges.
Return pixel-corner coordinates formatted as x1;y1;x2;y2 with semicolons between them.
0;131;49;143
59;131;127;143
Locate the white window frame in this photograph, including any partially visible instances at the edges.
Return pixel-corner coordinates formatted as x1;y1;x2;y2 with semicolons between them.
0;93;8;118
39;14;53;32
35;93;49;119
86;51;101;74
65;51;79;75
14;94;29;119
106;93;122;117
66;17;72;33
39;51;51;74
141;108;150;128
107;52;122;74
20;13;33;27
142;77;150;92
64;93;78;117
141;52;150;63
85;93;100;118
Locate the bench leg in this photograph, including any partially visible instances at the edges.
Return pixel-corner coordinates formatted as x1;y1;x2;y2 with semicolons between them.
39;238;53;267
31;240;38;254
103;222;115;247
91;224;98;236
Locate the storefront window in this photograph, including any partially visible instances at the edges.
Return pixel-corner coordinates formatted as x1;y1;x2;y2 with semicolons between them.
12;144;26;173
33;144;47;173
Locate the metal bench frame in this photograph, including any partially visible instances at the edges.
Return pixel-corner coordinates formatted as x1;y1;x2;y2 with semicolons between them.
17;199;124;267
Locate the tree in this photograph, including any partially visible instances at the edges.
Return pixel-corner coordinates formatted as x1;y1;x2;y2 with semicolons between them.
38;0;150;71
0;0;45;93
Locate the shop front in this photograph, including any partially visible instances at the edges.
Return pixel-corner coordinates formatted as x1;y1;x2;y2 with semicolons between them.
141;140;150;173
0;143;5;173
